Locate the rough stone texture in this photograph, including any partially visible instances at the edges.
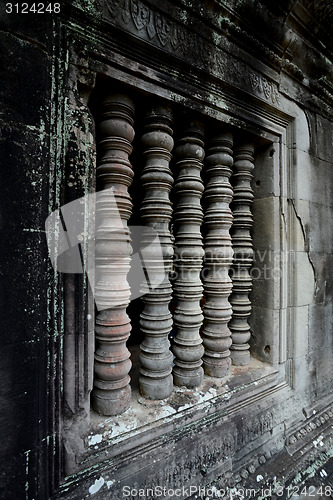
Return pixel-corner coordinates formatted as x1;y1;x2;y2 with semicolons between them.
0;10;54;500
1;0;333;498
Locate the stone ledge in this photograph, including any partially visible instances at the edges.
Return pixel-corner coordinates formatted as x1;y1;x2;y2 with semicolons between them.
61;355;282;477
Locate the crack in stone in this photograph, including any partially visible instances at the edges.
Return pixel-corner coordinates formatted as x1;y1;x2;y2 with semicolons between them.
290;198;319;297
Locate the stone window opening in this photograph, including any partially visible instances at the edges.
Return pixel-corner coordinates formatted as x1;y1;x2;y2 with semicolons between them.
87;79;274;422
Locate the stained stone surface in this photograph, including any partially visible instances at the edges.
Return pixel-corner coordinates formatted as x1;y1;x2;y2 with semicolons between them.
1;0;333;498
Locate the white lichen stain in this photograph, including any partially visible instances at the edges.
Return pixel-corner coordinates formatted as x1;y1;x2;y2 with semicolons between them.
106;480;114;489
89;477;104;495
257;474;264;482
178;9;187;23
212;31;222;47
88;434;103;446
89;362;266;448
313;435;324;448
25;449;31;499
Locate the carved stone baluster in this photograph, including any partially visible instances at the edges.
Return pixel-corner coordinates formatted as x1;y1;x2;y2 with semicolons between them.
172;121;205;388
229;143;255;366
202;132;234;377
91;94;135;415
139;105;174;399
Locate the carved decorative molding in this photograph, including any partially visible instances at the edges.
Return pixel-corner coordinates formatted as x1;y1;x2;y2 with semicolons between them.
172;121;205;388
229;143;255;366
237;411;273;448
215;449;270;491
104;0;206;64
92;93;135;416
214;55;281;105
312;76;333;107
287;406;333;447
102;0;282;105
202;131;234;378
139;105;174;399
135;409;273;489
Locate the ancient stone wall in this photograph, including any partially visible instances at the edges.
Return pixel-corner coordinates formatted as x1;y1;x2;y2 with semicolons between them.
1;1;333;498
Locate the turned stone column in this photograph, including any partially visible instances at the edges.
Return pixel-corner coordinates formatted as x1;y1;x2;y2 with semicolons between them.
202;132;234;377
139;105;174;399
229;143;255;366
92;94;135;415
172;121;205;388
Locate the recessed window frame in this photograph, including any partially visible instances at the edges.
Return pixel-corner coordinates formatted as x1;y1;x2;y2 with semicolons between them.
49;34;309;495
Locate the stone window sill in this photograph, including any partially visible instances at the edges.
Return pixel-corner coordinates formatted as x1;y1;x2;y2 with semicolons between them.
85;349;279;465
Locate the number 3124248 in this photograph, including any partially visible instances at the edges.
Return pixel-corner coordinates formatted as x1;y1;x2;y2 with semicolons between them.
6;3;60;13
